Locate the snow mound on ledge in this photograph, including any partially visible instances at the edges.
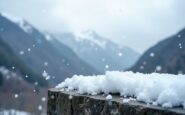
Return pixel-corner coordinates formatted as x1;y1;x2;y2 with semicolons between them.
56;71;185;108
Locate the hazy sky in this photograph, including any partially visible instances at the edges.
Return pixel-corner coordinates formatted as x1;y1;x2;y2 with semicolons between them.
1;0;185;53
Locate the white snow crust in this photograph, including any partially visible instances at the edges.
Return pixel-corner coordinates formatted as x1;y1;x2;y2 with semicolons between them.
56;71;185;108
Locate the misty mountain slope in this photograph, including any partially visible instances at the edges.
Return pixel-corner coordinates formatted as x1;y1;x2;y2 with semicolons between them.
0;13;99;84
0;37;48;86
0;66;48;114
56;30;140;72
130;28;185;74
49;37;98;73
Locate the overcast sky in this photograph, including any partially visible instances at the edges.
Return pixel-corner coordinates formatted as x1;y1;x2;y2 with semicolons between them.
1;0;185;53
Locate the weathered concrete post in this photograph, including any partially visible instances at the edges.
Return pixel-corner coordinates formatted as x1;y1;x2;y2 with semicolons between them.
47;88;185;115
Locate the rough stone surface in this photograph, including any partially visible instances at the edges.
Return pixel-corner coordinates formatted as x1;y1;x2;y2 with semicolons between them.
47;88;185;115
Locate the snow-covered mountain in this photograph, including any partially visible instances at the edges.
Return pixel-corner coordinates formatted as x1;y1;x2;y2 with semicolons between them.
0;36;48;86
55;30;140;72
130;28;185;74
0;13;99;84
1;13;33;34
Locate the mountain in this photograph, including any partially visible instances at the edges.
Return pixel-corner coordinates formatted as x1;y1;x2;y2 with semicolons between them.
0;71;3;86
0;37;48;86
0;65;48;114
0;13;99;84
130;28;185;74
55;30;140;72
0;36;48;114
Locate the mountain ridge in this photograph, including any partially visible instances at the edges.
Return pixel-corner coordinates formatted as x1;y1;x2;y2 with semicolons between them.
0;36;48;86
55;31;140;72
130;28;185;74
0;13;99;84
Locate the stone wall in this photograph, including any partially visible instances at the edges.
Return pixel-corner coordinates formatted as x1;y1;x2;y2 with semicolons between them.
47;88;185;115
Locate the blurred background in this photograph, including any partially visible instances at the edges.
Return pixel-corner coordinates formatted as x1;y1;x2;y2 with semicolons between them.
0;0;185;114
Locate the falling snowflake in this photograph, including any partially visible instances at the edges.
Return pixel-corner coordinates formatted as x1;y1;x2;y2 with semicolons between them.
102;58;105;62
177;35;181;38
42;70;51;80
42;70;48;77
45;34;52;41
118;52;123;57
19;51;24;55
45;75;51;80
44;62;48;66
34;82;38;86
41;97;46;102
150;52;155;57
156;65;162;72
179;43;182;49
25;75;29;78
143;61;147;65
51;95;55;99
38;105;42;111
27;48;31;52
68;95;73;100
14;94;19;99
12;66;15;70
140;66;144;70
105;65;109;69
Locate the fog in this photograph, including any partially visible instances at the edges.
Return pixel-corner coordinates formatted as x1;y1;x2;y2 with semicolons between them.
1;0;185;53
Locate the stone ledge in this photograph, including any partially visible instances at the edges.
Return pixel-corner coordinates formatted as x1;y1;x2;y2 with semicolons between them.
47;88;185;115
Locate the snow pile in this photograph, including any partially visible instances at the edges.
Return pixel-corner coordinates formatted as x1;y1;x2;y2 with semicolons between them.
1;12;33;33
56;71;185;108
106;94;112;100
0;109;31;115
